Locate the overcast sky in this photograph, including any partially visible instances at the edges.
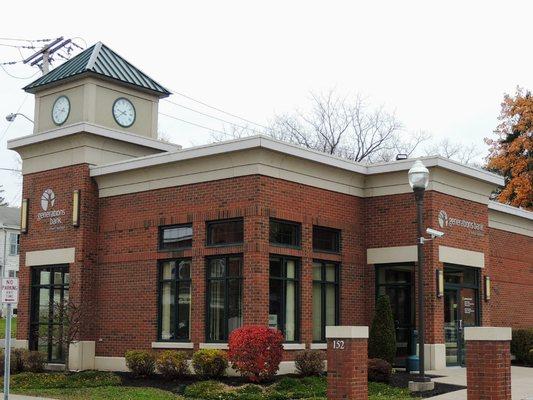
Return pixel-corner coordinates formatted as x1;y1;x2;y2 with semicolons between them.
1;0;532;206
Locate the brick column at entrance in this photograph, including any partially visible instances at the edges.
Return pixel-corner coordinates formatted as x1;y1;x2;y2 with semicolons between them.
326;326;369;400
464;327;512;400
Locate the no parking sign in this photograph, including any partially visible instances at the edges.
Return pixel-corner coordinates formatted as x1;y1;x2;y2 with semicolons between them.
1;278;19;304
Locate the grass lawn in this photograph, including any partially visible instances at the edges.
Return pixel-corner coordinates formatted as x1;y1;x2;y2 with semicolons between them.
0;317;17;339
9;373;415;400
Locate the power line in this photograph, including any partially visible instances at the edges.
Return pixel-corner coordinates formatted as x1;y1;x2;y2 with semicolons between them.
0;94;29;143
168;88;271;132
163;98;267;135
0;64;39;80
159;112;233;137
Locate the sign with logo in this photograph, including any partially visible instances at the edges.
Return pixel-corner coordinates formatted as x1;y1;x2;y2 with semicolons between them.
1;278;19;304
438;210;484;235
37;189;66;230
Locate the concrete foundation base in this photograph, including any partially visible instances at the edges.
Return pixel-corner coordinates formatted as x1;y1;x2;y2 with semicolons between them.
408;380;435;392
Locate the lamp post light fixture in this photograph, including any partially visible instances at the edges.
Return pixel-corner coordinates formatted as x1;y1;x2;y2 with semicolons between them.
408;160;430;383
5;113;34;124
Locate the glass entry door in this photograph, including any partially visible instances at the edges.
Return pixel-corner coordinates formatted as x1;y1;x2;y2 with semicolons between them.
376;265;414;366
30;265;70;363
444;265;480;366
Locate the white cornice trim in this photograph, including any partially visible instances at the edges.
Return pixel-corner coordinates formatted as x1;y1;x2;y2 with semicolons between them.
6;122;179;152
366;156;504;186
90;135;368;177
89;134;503;187
488;201;533;220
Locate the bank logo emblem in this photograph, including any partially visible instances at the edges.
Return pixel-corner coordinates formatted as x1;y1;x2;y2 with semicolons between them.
40;189;56;211
438;210;448;228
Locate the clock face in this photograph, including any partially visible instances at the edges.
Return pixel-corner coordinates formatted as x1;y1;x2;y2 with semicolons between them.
52;96;70;125
112;97;136;128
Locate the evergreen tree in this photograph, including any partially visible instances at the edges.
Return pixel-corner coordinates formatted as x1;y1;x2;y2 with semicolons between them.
368;295;397;364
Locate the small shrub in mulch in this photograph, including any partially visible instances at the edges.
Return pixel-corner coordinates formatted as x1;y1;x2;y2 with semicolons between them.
368;358;392;383
192;349;228;379
156;350;189;379
125;350;156;377
294;350;325;377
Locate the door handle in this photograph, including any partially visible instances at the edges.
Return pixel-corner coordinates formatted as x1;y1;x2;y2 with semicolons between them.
458;320;463;331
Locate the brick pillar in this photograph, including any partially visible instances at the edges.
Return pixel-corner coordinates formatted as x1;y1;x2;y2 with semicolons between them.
326;326;369;400
465;327;512;400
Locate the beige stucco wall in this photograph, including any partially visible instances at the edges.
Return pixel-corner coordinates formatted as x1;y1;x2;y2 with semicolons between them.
33;77;159;138
94;147;367;198
16;132;163;174
488;209;533;237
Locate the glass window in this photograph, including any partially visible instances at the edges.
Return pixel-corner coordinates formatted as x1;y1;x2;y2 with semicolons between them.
313;226;340;253
9;233;20;256
312;261;339;342
207;219;244;246
159;224;193;250
269;256;300;342
207;256;243;341
270;219;300;247
158;259;191;341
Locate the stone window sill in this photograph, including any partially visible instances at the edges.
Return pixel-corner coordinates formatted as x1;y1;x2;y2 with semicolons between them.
310;343;327;350
199;343;229;350
151;342;194;349
283;343;306;350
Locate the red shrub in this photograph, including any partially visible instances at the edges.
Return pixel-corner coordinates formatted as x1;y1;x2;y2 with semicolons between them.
228;325;284;382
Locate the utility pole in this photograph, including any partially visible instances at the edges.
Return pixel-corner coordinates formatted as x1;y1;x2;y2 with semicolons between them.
22;37;72;75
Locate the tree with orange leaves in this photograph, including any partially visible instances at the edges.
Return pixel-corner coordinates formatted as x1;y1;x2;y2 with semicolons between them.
486;87;533;210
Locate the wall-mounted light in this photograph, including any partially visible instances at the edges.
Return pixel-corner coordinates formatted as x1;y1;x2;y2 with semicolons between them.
436;269;444;298
72;190;80;227
20;199;28;233
484;276;491;301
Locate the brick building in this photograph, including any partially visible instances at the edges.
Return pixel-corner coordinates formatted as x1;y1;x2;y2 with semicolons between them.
6;43;533;372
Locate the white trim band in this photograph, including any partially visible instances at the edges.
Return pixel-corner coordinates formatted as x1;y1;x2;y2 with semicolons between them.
464;327;512;341
151;342;194;349
438;246;485;269
367;246;417;264
283;343;306;351
326;326;369;339
7;122;179;152
199;343;228;350
26;247;75;266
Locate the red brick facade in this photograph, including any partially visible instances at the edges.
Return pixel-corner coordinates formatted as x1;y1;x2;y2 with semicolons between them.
16;162;533;363
327;337;368;400
466;340;511;400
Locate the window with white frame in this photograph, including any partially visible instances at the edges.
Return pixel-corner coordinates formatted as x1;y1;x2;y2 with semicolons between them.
9;233;20;256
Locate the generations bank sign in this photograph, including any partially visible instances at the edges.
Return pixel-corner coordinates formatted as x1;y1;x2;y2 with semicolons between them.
37;188;66;230
438;209;484;235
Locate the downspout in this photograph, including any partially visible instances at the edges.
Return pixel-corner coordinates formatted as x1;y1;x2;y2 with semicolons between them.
1;225;6;318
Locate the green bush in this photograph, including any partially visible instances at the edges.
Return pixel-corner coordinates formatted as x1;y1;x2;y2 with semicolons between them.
511;328;533;363
368;295;396;364
368;358;392;383
125;350;156;377
156;350;189;379
294;350;325;376
526;348;533;367
24;351;46;373
192;349;228;378
270;376;327;399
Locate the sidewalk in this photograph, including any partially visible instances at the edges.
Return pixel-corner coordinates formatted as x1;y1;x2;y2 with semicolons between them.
427;366;533;399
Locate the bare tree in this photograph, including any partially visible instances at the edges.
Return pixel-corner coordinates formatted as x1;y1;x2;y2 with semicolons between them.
52;299;82;371
212;89;429;163
424;138;481;166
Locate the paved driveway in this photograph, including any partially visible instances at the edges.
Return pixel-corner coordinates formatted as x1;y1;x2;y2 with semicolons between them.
428;366;533;399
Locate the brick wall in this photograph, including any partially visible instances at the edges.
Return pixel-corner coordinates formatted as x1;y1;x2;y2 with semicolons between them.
488;228;533;328
17;166;533;362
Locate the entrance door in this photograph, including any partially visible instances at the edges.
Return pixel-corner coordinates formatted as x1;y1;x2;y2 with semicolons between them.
376;265;414;366
30;266;70;363
444;266;480;366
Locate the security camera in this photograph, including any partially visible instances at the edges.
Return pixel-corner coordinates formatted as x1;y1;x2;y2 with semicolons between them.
426;228;444;238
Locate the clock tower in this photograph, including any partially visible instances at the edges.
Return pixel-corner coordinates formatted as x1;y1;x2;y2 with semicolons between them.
24;42;171;138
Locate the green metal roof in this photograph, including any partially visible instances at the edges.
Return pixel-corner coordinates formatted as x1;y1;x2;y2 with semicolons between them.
23;42;171;97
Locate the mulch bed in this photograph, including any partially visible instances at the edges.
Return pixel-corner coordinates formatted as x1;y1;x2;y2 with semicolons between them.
390;371;466;398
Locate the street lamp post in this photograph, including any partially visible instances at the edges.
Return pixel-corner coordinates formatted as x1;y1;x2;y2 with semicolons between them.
408;160;430;382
